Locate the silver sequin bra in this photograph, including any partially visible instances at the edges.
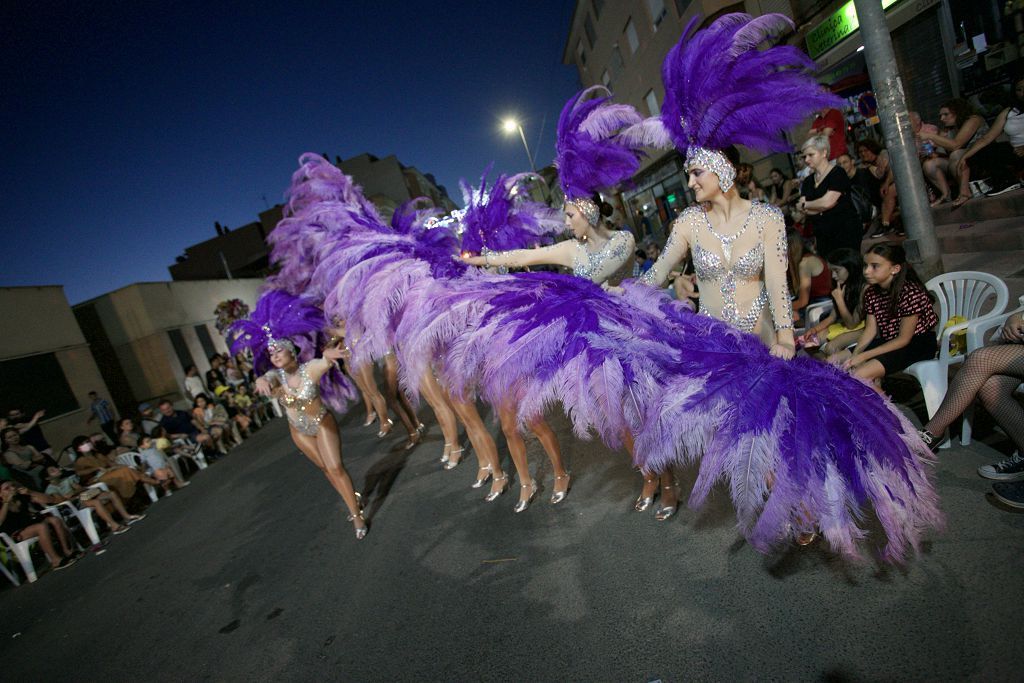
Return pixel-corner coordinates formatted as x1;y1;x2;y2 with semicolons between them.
691;202;793;333
571;231;633;283
276;363;328;436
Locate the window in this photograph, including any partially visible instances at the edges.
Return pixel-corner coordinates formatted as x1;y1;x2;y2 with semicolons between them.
625;18;640;54
194;324;218;360
674;0;693;16
584;13;597;49
645;89;661;117
601;69;611;88
592;0;604;19
646;0;667;28
610;44;624;74
0;353;79;418
576;39;587;67
166;329;194;374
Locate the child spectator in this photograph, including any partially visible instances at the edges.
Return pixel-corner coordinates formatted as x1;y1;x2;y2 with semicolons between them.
830;243;937;393
800;248;867;354
71;435;162;500
233;384;265;427
786;230;832;327
137;435;189;490
218;388;253;436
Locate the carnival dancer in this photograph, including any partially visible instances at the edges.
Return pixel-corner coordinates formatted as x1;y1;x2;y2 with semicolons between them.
230;291;367;540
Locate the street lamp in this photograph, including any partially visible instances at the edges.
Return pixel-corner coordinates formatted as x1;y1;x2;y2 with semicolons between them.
501;117;537;172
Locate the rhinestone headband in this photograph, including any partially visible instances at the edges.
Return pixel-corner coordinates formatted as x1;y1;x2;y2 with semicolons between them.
568;197;600;226
684;146;736;193
263;324;297;355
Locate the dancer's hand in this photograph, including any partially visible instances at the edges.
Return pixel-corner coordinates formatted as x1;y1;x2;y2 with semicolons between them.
323;346;345;363
254;377;273;397
460;254;486;266
769;342;795;360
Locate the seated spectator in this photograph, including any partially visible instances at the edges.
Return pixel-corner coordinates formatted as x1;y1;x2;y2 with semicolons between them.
2;427;51;489
137;435;189;490
224;358;247;389
44;466;140;534
919;98;989;208
6;407;51;454
798;248;867;354
765;168;798;210
855;140;902;238
116;418;143;451
150;426;202;476
137;403;162;436
736;163;765;201
836;153;880;230
955;75;1024;199
156;400;216;454
71;435;162;501
0;480;79;571
217;388;253;437
192;394;234;451
234;383;268;427
786;230;832;327
205;356;228;395
183;365;208;402
234;353;255;385
632;248;647;278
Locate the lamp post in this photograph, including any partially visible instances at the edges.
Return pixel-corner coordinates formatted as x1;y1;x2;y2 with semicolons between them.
502;117;537;172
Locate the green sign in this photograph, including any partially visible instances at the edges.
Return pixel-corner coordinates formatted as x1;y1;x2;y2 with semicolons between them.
806;0;902;59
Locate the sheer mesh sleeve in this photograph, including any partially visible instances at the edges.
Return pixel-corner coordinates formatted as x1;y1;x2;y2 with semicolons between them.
484;242;572;270
638;214;691;287
762;205;794;331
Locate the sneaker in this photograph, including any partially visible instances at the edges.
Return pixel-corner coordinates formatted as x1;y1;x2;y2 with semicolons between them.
52;556;78;571
869;225;891;239
91;543;108;555
918;429;942;454
977;452;1024;481
991;481;1024;509
893;225;906;237
112;525;130;535
127;514;146;524
984;182;1022;197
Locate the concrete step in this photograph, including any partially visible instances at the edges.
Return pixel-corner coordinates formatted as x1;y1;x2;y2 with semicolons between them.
930;187;1024;224
932;216;1024;254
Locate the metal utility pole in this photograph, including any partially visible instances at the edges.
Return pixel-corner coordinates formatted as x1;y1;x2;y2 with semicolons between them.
853;0;943;279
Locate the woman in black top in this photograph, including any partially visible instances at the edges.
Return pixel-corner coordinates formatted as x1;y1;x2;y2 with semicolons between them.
797;134;863;258
0;480;78;571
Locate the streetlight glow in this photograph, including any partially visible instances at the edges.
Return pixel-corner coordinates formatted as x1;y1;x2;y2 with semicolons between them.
502;118;519;134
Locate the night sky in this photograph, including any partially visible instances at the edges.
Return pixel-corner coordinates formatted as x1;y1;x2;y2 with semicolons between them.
2;1;580;304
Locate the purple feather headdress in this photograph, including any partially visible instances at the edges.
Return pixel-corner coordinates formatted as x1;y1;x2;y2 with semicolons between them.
659;13;840;191
228;289;325;375
554;86;656;225
458;170;563;255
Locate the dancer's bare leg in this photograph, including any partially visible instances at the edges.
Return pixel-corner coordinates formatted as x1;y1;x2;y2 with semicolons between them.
291;420;365;535
383;354;418;440
358;364;390;432
349;367;376;424
624;430;659;508
499;404;534;507
448;397;505;496
419;370;462;461
527;416;569;500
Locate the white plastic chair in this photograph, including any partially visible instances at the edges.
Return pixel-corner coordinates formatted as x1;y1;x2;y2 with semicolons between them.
960;295;1024;446
0;533;40;583
116;452;161;502
171;438;208;471
42;501;101;546
802;299;834;333
904;271;1009;448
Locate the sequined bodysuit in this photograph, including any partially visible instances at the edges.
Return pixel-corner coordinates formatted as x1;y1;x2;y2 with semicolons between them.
570;230;635;284
640;202;793;343
275;362;328;436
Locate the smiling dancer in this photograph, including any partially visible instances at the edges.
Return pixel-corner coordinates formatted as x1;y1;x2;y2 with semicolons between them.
230;291;367;540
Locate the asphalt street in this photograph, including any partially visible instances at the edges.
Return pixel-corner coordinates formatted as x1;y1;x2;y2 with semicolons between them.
1;402;1022;681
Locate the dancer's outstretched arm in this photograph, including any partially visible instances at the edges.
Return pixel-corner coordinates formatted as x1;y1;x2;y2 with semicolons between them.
461;240;576;270
637;219;690;288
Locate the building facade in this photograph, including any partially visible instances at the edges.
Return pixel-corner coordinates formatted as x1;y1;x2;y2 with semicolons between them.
1;286;114;451
72;279;264;414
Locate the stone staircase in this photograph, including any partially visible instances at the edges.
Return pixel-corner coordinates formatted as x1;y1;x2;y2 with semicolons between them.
928;191;1024;305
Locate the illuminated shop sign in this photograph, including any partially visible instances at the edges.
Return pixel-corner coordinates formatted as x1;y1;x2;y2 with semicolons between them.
807;0;902;59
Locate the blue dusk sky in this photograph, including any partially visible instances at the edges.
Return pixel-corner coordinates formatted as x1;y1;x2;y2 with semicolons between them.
1;1;581;303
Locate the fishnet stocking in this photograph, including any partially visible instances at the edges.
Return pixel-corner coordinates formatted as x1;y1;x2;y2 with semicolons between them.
925;344;1024;449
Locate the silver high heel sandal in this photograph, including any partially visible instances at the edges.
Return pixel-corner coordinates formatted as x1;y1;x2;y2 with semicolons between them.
444;447;465;471
440;443;455;465
471;464;492;487
484;473;509;502
377;418;394;438
550;473;572;505
654;484;679;521
634;480;659;512
417;422;427;434
513;481;538;513
347;493;368;540
363;412;377;427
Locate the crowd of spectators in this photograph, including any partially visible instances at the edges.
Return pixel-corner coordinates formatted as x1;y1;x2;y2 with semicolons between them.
0;351;276;580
